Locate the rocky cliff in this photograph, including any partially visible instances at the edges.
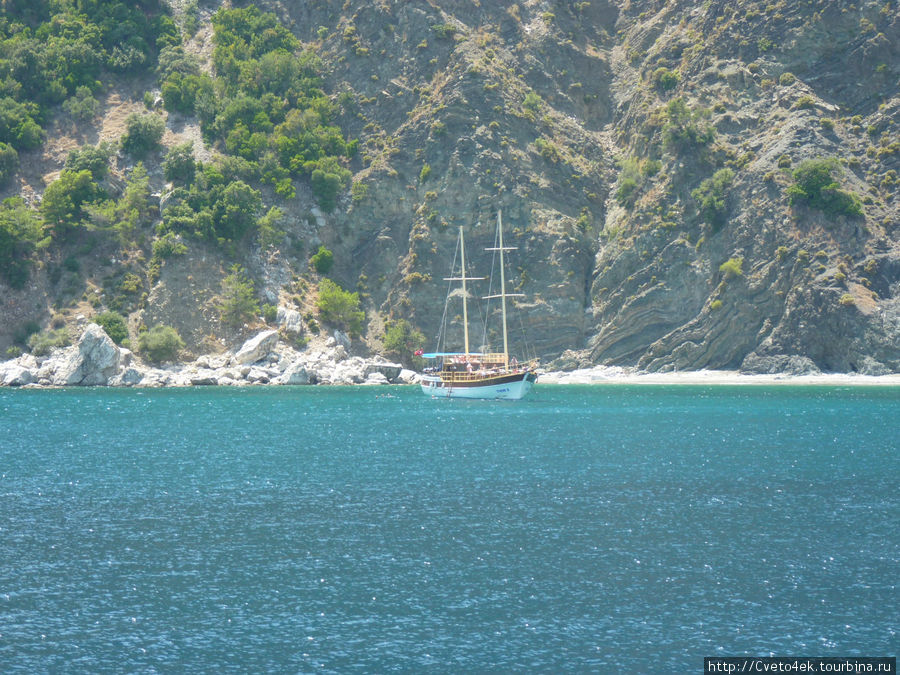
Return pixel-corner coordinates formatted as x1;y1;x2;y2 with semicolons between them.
1;0;897;374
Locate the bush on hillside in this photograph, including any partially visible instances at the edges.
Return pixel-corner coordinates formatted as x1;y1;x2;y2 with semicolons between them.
219;265;258;327
786;158;863;218
310;245;334;274
121;113;165;158
692;168;735;230
316;278;364;336
0;142;17;187
26;328;71;356
95;311;129;345
138;324;184;363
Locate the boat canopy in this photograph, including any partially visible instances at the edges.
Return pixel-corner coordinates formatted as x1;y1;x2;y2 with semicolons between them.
421;352;487;359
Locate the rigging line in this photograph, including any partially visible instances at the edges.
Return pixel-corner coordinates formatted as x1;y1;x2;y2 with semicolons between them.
435;230;462;354
480;222;500;352
514;293;536;362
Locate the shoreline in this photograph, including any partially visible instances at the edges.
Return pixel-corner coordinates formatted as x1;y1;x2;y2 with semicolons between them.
2;324;898;389
536;367;900;387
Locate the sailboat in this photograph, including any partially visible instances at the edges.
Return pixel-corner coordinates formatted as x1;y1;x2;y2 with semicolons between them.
420;209;538;400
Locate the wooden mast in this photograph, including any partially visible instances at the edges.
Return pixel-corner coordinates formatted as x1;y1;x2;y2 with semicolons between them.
460;226;470;355
444;227;484;356
484;208;523;370
498;210;509;367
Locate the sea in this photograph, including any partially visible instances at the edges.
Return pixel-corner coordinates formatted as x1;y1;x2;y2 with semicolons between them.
0;384;897;673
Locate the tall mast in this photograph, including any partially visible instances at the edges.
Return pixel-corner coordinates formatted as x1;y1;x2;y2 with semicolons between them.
484;208;524;368
445;227;485;357
498;210;509;365
459;226;470;355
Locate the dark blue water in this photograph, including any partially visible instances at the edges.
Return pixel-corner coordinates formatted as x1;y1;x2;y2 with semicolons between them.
1;385;897;672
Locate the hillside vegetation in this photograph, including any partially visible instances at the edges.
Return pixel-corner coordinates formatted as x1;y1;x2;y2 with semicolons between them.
1;0;898;374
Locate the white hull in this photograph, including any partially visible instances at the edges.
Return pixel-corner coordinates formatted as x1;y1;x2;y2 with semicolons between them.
420;373;536;400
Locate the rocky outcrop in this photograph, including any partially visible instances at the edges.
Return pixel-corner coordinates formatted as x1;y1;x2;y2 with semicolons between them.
44;323;121;386
0;328;408;389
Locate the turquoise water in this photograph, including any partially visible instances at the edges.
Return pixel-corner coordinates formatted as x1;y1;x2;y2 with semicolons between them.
1;385;897;672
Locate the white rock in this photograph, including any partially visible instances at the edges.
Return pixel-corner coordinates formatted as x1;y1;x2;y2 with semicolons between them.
364;372;389;385
190;369;218;385
276;307;304;334
333;329;351;351
247;366;272;383
1;363;34;387
233;330;279;365
110;367;144;387
364;362;402;383
51;323;121;386
279;362;311;385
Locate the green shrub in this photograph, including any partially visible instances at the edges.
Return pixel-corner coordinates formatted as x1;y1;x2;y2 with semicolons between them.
121;113;165;158
839;293;855;306
262;303;278;324
710;299;723;311
778;72;796;86
652;67;680;91
661;98;714;153
431;23;458;39
27;328;71;356
95;311;128;345
692;168;735;230
257;206;286;249
310;245;334;274
0;197;42;288
0;97;44;151
719;257;744;279
163;142;196;183
152;232;188;259
316;278;364;336
41;169;102;232
615;177;640;208
0;142;17;187
310;168;345;212
786;158;863;218
138;325;184;363
382;319;426;366
419;163;431;183
219;265;258;327
522;91;542;114
62;86;101;121
65;143;113;180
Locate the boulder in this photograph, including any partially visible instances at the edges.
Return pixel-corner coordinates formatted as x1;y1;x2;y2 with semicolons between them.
363;362;402;383
246;366;272;383
397;368;420;384
364;371;389;385
1;363;34;387
233;330;279;365
276;307;304;334
279;362;311;385
190;369;219;385
51;323;121;386
110;367;145;387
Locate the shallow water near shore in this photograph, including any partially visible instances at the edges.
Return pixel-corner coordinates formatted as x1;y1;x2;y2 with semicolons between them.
1;384;897;671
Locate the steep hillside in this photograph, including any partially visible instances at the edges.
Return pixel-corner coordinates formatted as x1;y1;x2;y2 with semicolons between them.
1;0;897;374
